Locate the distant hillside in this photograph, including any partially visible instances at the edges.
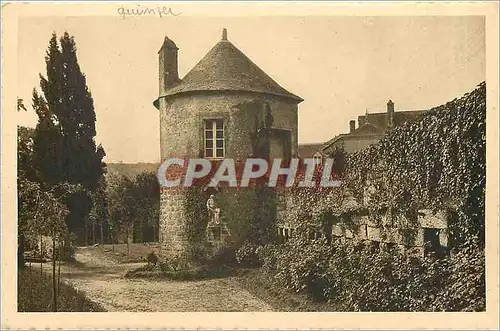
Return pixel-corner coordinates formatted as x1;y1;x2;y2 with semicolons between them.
106;162;160;179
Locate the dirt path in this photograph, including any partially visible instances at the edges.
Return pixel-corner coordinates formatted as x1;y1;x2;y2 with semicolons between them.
56;247;274;312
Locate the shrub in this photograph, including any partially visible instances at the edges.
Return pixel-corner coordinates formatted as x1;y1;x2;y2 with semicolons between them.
432;247;485;311
236;242;261;267
265;237;485;311
125;262;236;280
146;251;158;266
257;244;278;273
205;247;237;268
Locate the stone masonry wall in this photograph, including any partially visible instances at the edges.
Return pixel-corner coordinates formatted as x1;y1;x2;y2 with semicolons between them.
158;91;298;260
331;210;449;257
159;188;190;259
276;188;449;257
159;92;298;160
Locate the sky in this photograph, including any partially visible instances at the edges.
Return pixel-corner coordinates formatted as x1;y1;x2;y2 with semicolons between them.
17;15;485;163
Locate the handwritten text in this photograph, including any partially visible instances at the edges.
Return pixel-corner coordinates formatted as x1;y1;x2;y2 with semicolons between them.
117;5;181;19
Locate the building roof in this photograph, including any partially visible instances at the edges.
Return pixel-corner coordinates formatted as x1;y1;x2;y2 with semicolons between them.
350;122;384;135
322;123;382;149
297;143;325;158
159;36;178;51
322;108;426;154
161;33;303;102
358;110;425;129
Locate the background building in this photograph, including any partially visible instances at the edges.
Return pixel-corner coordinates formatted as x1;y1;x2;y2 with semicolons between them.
322;100;425;155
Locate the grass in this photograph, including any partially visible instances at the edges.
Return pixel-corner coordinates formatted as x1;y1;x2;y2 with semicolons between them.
124;263;251;281
17;268;105;312
236;269;339;312
81;242;160;264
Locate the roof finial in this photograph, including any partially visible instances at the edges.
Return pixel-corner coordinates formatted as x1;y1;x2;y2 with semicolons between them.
222;28;228;41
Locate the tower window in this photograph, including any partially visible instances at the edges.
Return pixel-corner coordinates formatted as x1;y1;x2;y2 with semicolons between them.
204;119;225;158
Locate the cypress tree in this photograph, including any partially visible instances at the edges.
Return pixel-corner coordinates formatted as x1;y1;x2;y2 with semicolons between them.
32;32;106;244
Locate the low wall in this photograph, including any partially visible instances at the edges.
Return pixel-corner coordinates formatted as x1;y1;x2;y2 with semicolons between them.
276;190;449;257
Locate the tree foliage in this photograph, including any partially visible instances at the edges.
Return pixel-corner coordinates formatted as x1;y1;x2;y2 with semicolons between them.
133;172;160;241
106;171;160;254
31;32;106;243
89;177;109;245
18;31;107;311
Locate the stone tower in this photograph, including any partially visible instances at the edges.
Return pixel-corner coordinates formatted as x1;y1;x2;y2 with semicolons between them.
154;29;303;261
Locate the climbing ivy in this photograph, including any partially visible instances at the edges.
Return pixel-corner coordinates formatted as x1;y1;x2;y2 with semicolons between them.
263;82;487;311
346;81;486;248
284;82;486;249
182;186;209;261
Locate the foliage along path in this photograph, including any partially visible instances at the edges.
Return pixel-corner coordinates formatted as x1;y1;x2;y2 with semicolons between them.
55;247;273;312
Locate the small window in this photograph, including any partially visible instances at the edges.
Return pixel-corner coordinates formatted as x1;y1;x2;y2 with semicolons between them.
204;119;225;158
424;228;441;256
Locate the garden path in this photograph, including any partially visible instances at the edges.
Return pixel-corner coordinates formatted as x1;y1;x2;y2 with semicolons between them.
53;247;273;312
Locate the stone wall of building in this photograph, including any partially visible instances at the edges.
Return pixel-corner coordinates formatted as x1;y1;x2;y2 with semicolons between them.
335;135;382;154
331;209;449;257
159;92;298;160
158;91;298;260
159;188;190;259
276;187;450;257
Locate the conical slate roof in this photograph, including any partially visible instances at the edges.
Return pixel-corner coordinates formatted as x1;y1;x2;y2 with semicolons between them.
162;36;303;102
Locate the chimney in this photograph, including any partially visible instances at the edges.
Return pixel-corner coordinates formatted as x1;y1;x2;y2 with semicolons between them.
158;36;180;95
387;100;395;129
222;28;228;41
349;120;356;133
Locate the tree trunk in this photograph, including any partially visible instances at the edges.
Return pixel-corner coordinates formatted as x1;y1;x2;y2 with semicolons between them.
126;226;131;258
40;235;43;278
52;236;57;312
57;242;62;292
92;218;96;245
84;216;89;246
153;226;156;243
100;223;104;245
18;232;25;270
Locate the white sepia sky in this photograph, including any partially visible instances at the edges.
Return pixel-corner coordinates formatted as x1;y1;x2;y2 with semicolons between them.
17;16;485;163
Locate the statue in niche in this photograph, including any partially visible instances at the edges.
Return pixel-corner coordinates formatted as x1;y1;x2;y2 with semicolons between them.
206;194;224;242
206;194;220;226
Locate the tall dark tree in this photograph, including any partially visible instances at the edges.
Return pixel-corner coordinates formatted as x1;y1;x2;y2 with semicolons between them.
33;89;65;186
32;32;106;244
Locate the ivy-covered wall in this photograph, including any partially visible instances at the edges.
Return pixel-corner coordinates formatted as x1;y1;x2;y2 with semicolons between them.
277;81;486;254
266;82;486;311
